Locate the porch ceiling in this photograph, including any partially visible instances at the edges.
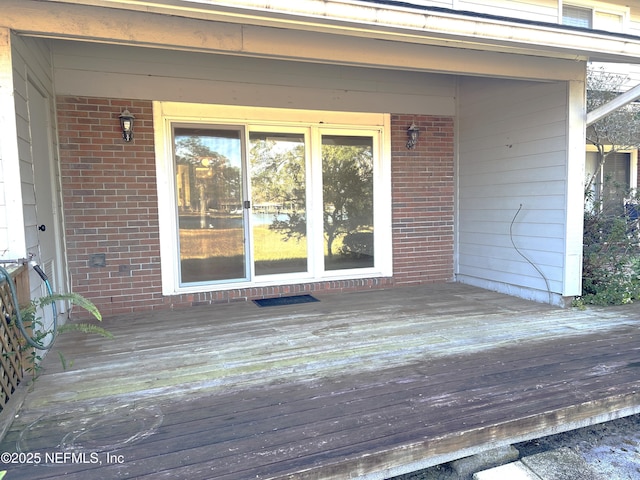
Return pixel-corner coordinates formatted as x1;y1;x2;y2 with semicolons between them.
2;283;640;479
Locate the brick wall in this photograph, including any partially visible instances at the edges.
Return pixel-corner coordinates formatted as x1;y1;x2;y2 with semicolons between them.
57;97;162;316
57;97;454;316
391;115;455;285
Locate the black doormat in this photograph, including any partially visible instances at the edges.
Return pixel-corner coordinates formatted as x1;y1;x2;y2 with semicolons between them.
253;294;319;307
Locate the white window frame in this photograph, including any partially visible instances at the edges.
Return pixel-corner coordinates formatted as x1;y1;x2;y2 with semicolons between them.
153;102;392;295
560;1;629;32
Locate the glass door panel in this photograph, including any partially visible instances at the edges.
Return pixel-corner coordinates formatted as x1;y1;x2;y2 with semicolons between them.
250;132;308;276
174;127;247;284
322;135;374;271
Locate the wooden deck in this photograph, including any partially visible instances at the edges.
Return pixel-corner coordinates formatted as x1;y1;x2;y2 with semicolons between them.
1;283;640;479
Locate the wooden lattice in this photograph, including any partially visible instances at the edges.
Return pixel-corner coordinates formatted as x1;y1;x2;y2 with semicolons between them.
0;266;28;412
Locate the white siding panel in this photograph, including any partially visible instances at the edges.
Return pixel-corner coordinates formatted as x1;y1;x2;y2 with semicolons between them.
457;0;559;23
459;205;566;224
52;41;456;115
460;181;566;198
457;77;571;303
12;40;37;256
458;263;563;292
397;0;453;8
10;35;65;318
0;30;25;260
460;163;566;187
460;241;565;272
590;62;640;90
458;231;565;252
460;140;567;173
459;216;565;238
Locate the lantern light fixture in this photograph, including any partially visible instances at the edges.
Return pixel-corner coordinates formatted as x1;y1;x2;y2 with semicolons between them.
406;121;419;150
119;109;135;142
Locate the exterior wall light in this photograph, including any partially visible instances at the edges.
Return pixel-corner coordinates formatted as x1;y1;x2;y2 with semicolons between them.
119;109;135;142
406;121;419;149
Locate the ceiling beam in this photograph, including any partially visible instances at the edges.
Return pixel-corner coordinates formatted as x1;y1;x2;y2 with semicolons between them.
587;83;640;126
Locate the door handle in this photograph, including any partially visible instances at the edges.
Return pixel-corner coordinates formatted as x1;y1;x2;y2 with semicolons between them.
38;225;46;232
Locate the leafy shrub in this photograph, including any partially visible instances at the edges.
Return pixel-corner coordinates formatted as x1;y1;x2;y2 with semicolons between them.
20;292;111;376
580;183;640;305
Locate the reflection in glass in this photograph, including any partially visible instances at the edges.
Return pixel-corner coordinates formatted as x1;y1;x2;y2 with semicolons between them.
174;127;245;284
250;132;307;275
322;135;374;270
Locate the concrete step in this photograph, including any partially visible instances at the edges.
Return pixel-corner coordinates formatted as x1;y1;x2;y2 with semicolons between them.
472;461;541;480
472;447;604;480
451;445;520;478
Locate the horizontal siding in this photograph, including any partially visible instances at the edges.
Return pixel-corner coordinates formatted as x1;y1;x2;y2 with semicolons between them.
10;35;61;314
460;137;567;169
590;61;640;90
457;77;569;297
457;0;558;23
397;0;453;8
459;234;566;257
52;41;456;115
1;34;53;261
0;31;22;259
11;38;37;256
460;159;567;185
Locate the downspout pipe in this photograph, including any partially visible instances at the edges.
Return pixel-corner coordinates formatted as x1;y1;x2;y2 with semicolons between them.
587;82;640;126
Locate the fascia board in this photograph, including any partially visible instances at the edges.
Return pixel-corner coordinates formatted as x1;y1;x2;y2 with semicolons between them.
12;0;640;63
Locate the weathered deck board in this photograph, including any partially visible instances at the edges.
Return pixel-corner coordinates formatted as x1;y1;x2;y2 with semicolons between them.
1;284;640;479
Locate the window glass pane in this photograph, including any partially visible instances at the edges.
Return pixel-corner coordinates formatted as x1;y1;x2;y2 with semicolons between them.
562;5;592;28
322;135;374;271
174;127;246;284
602;152;630;214
250;132;308;275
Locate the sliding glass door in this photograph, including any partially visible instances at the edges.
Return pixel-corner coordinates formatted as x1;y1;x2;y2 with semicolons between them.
174;126;248;284
171;120;382;288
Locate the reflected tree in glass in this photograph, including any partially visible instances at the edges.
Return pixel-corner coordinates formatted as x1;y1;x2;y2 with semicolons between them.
174;130;245;283
322;136;374;270
250;133;307;275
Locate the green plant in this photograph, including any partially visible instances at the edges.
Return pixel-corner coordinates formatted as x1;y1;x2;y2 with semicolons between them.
19;292;111;377
580;180;640;305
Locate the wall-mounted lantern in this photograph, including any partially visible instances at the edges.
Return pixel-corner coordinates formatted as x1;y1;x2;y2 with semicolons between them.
406;121;419;150
119;109;135;142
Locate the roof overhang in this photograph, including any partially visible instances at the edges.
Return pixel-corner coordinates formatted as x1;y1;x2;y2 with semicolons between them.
24;0;640;64
1;0;638;85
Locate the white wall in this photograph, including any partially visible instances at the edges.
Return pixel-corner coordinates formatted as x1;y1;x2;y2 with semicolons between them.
10;35;65;316
456;77;583;304
455;0;639;30
343;0;638;27
3;35;56;263
0;29;24;260
12;36;39;259
457;0;559;22
52;41;456;116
